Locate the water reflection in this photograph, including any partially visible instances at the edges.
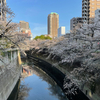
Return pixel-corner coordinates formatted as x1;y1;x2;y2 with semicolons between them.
17;84;31;100
19;63;67;100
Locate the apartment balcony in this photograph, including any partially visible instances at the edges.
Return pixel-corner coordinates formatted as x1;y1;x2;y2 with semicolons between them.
82;4;88;8
82;15;89;18
82;12;88;15
82;8;88;11
82;10;89;13
82;8;89;12
83;0;88;1
82;15;87;18
82;14;87;17
82;1;88;5
83;20;87;23
0;0;6;4
82;0;88;3
82;1;87;4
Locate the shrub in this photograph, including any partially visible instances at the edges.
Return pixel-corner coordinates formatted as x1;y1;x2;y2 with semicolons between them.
34;35;52;40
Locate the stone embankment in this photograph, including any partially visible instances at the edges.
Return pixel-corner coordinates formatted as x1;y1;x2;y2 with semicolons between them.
26;34;100;100
0;48;22;100
26;55;90;100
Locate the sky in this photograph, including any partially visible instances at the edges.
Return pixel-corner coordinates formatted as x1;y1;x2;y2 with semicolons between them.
7;0;82;38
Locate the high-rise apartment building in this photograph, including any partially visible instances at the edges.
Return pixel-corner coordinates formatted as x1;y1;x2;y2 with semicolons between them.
70;17;83;30
0;0;6;21
82;0;100;23
48;12;59;38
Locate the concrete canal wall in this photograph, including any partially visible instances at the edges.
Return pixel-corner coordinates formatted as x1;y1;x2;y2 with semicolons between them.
27;55;90;100
0;49;22;100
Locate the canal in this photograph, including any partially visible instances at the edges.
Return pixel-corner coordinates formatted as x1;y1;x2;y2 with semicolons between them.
8;60;68;100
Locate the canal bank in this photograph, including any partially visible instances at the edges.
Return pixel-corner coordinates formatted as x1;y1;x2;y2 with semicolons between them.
27;55;90;100
0;48;22;100
8;59;68;100
25;47;100;100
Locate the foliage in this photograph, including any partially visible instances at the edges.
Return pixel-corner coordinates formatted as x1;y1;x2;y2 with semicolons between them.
17;84;30;100
8;51;11;60
0;2;30;65
29;16;100;94
90;81;96;94
34;35;52;40
0;51;6;57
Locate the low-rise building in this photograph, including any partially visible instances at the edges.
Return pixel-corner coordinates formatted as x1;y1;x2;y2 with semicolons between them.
95;9;100;18
19;21;33;40
70;17;83;31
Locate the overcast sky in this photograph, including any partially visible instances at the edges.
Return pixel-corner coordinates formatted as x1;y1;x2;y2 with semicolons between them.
7;0;82;38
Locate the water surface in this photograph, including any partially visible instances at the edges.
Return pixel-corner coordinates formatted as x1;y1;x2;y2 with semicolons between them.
19;65;67;100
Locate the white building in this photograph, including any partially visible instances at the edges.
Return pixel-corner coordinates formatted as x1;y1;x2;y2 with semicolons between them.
58;27;65;37
30;33;33;40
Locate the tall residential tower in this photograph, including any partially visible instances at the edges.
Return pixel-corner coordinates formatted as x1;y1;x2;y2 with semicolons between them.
0;0;6;21
82;0;100;23
48;12;59;38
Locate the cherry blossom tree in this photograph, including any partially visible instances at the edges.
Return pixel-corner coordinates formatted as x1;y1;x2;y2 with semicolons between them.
27;16;100;97
0;3;30;64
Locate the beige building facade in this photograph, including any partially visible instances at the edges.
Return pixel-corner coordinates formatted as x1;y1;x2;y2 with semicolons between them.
48;12;59;38
20;21;33;40
82;0;100;23
0;0;6;21
20;21;29;31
